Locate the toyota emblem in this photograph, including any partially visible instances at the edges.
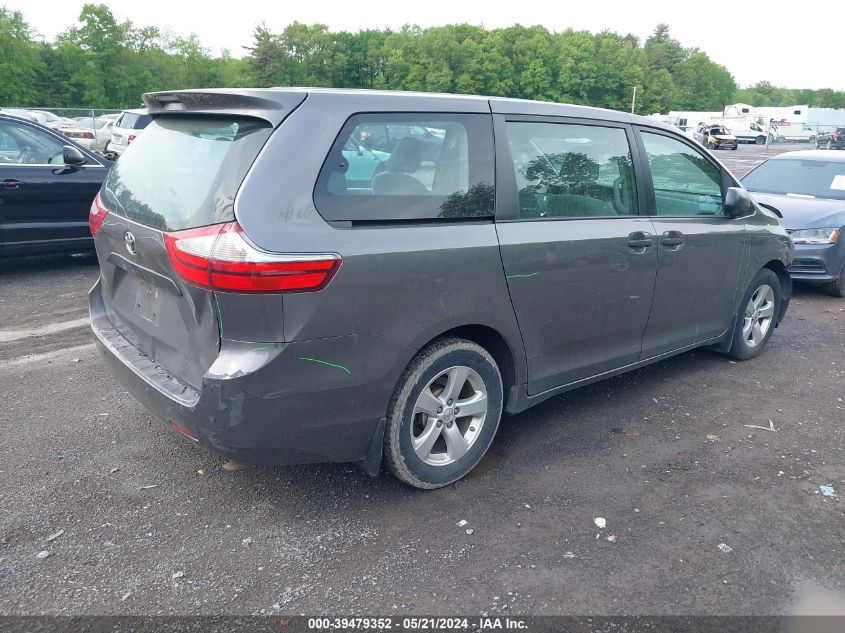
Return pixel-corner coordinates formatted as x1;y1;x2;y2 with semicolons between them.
124;231;136;255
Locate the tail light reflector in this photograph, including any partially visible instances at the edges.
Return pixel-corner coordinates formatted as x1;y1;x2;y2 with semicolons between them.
164;222;341;294
128;134;137;143
89;193;109;236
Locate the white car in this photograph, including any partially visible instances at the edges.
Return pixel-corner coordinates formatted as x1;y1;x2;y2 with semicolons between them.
28;110;75;129
105;109;152;156
59;118;115;151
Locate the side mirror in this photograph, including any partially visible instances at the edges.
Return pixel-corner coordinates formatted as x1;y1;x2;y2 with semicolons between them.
63;145;87;167
725;186;753;218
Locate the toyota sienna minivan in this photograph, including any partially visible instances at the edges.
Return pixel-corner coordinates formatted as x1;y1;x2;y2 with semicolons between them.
89;88;793;488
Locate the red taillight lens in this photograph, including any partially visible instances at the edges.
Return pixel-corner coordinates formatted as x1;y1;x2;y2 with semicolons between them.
164;222;341;294
834;132;840;141
89;193;108;236
128;134;137;143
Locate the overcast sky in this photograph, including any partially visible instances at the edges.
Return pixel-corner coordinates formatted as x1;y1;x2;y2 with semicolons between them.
8;0;845;91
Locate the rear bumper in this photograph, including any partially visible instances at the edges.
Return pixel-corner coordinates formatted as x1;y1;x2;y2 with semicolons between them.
90;278;402;465
787;242;845;284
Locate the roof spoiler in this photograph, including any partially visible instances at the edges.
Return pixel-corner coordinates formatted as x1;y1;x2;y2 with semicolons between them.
142;89;307;127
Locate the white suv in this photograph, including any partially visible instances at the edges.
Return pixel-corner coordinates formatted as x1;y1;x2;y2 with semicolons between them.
105;109;152;156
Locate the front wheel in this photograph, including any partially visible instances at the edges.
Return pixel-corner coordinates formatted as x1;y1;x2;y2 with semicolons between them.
728;269;781;360
756;135;766;145
384;338;503;489
808;136;816;144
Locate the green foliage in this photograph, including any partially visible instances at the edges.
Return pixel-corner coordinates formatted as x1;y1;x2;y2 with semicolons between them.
3;8;843;113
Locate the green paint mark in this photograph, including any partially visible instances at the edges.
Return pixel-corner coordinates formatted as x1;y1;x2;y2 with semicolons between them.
506;272;540;280
298;357;351;375
213;293;224;341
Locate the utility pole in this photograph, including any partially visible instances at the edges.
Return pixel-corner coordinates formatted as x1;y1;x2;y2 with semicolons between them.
631;87;637;114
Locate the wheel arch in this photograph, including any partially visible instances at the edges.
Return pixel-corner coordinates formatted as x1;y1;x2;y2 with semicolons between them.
763;259;792;324
410;323;524;414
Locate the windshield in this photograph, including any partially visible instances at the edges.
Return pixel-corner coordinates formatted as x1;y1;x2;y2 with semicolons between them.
101;115;272;231
742;158;845;201
710;128;730;135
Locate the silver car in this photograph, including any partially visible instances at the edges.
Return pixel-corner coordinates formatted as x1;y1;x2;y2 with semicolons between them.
105;109;152;156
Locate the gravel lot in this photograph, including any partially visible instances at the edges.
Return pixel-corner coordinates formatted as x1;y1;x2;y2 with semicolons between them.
1;143;843;616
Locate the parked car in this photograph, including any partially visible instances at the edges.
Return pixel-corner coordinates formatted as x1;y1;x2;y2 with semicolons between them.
60;117;115;151
771;122;816;144
0;113;111;257
28;110;75;129
104;109;152;157
815;127;845;150
693;125;738;150
742;150;845;297
89;88;792;488
0;108;37;122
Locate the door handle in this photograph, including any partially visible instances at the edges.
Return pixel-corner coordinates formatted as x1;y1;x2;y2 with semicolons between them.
661;231;685;249
627;232;655;252
3;179;21;190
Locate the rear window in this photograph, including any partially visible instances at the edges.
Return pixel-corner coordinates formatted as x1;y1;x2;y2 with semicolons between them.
118;112;152;129
314;113;494;222
742;158;845;201
101;115;272;231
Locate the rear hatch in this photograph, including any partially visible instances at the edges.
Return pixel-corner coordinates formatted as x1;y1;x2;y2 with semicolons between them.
93;114;274;389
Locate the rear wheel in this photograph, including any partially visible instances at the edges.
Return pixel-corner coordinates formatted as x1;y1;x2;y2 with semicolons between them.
384;338;503;489
728;269;781;360
822;264;845;298
776;135;785;143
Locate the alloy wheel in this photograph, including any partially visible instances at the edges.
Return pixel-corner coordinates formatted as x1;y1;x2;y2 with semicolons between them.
742;284;775;348
411;365;488;466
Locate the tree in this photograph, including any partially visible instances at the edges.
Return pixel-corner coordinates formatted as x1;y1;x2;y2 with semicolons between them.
0;8;42;104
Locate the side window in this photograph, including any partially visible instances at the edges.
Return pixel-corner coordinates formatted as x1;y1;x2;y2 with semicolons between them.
0;120;64;165
0;130;20;154
314;113;494;222
505;121;637;219
641;131;724;216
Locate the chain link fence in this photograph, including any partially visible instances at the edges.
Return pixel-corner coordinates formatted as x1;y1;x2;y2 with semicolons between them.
2;107;123;150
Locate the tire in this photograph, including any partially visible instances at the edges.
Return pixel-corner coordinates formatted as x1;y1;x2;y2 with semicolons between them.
731;145;737;150
756;136;765;145
808;136;816;144
828;139;833;150
384;338;503;489
768;134;775;144
822;264;845;298
728;269;781;361
776;135;785;143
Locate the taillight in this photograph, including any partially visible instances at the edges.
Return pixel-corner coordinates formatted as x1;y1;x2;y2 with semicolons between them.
164;222;341;294
89;193;108;236
834;132;840;141
128;134;137;143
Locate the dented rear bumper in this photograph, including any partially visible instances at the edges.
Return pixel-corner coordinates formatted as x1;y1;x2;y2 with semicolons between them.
89;278;400;465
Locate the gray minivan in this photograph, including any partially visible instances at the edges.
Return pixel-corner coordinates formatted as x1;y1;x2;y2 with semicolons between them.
89;88;793;488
